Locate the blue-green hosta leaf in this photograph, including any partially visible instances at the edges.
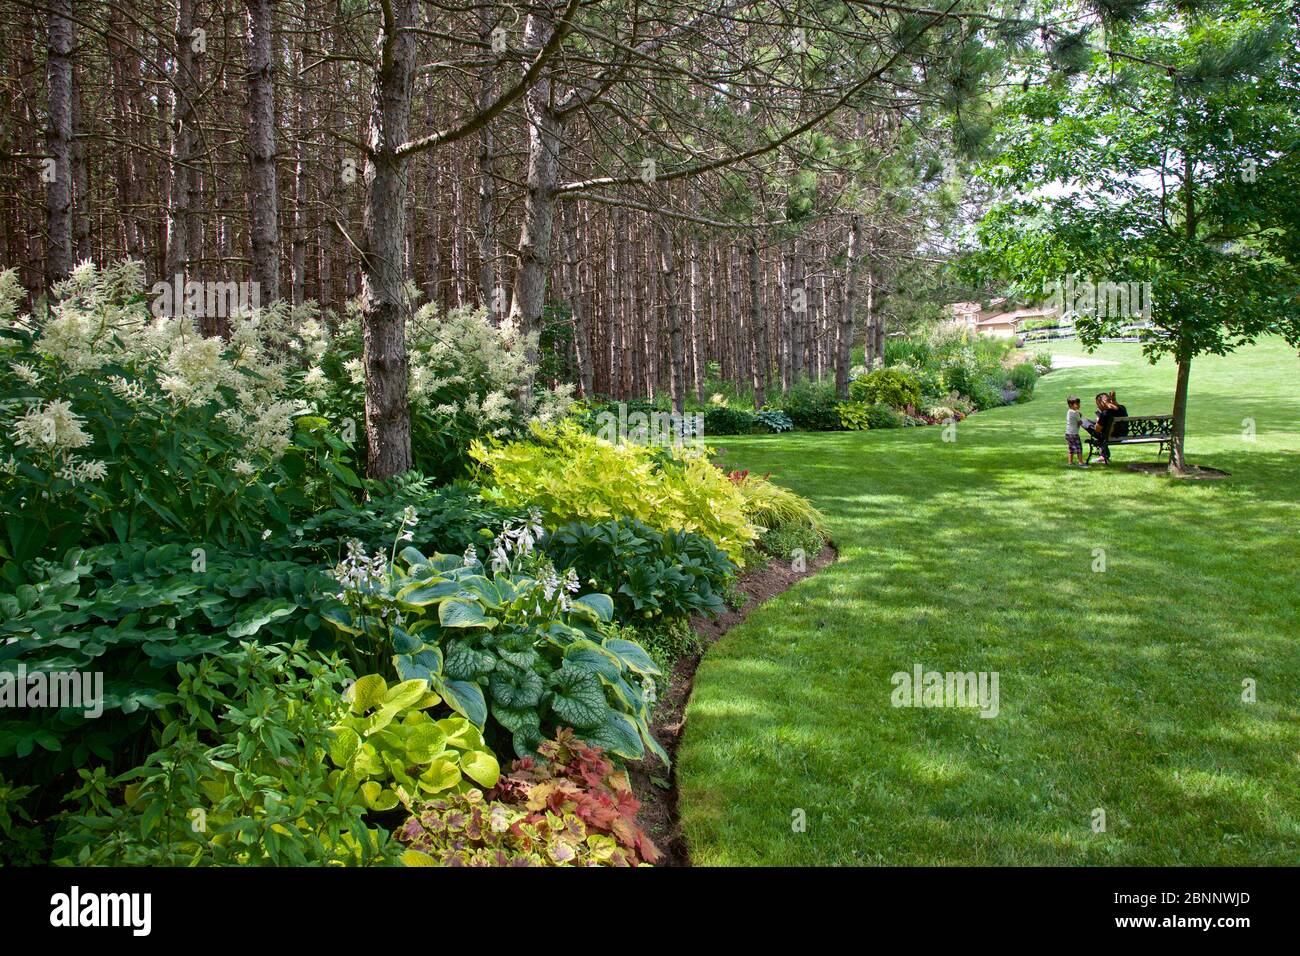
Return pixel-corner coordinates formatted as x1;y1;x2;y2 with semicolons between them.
579;710;645;761
571;592;614;623
443;639;497;681
319;604;362;636
489;661;544;709
433;676;487;728
390;626;422;654
563;640;624;683
438;598;496;629
393;644;443;685
602;637;661;677
641;723;670;766
607;675;646;715
396;578;460;607
450;574;500;608
227;598;297;638
398;546;429;569
546;665;607;730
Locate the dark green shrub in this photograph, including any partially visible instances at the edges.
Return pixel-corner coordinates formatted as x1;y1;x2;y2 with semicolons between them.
849;367;922;408
1008;361;1039;395
0;543;346;787
783;379;842;430
283;476;523;563
703;405;760;436
759;519;826;563
863;404;905;429
543;518;735;622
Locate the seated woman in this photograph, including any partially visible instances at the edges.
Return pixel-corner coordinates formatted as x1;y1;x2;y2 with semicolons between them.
1085;392;1119;462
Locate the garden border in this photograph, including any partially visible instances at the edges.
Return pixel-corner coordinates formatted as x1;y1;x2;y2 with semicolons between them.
629;543;839;866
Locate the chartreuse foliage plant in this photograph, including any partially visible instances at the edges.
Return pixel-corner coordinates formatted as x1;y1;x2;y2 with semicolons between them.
543;518;735;622
399;729;658;866
836;401;873;431
327;674;500;812
323;537;666;764
470;421;758;564
729;472;826;538
55;642;400;867
849;367;923;408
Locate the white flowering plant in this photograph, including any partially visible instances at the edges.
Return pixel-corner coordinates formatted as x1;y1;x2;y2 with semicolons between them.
304;295;574;481
0;262;360;568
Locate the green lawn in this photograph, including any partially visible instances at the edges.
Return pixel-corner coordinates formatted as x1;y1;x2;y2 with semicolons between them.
678;337;1300;865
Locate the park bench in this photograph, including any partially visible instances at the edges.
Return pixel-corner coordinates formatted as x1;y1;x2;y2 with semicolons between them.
1085;414;1172;463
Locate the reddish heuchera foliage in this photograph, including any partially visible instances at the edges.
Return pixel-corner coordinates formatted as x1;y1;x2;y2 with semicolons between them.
489;728;661;865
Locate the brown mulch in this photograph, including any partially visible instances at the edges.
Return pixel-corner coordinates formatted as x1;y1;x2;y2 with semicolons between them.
1125;462;1230;480
628;543;838;867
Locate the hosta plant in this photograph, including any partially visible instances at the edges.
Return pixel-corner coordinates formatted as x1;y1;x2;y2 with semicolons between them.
322;530;666;762
327;673;500;812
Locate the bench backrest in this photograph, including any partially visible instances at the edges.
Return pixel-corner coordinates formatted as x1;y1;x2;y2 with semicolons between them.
1105;414;1172;439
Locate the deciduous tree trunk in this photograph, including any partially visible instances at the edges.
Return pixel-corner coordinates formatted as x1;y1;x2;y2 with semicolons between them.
1169;349;1192;473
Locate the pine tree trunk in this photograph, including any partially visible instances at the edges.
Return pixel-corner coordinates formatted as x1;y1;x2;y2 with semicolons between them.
165;0;197;302
44;0;75;291
245;0;280;302
837;213;862;398
476;6;498;310
359;0;417;479
657;222;685;413
508;10;562;369
559;201;592;395
748;237;766;409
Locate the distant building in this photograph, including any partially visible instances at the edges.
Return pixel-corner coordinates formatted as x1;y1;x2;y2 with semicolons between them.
948;298;1059;339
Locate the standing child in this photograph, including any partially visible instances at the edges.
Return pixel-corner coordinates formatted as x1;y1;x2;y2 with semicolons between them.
1065;397;1088;467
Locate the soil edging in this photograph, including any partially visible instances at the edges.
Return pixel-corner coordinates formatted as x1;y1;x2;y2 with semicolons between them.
629;543;838;866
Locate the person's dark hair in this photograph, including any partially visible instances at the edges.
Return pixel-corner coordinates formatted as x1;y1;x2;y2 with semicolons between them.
1068;396;1081;406
1095;392;1108;403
